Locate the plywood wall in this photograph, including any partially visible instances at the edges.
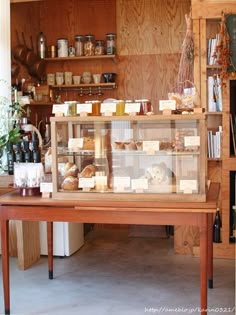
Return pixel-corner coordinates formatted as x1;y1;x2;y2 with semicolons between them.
11;0;191;113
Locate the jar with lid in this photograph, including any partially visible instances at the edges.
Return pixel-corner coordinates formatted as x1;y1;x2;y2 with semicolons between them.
95;40;105;55
74;35;84;56
106;33;116;55
84;35;95;56
57;38;68;57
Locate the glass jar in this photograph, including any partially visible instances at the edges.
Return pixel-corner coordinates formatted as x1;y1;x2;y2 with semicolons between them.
57;38;68;57
84;35;95;56
106;33;116;55
115;100;125;116
91;100;101;116
95;40;105;55
74;35;84;56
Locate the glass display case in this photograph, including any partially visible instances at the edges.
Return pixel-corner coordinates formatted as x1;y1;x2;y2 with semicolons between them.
50;114;206;201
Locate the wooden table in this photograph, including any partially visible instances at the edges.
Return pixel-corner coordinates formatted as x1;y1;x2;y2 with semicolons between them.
0;183;220;315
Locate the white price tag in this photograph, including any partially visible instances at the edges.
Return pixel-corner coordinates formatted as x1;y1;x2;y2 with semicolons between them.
77;103;92;114
100;102;116;113
125;102;140;113
52;104;68;115
79;177;95;188
143;141;160;152
113;176;131;188
184;136;200;147
131;178;148;190
180;180;198;193
159;100;176;111
68;138;83;151
40;182;53;193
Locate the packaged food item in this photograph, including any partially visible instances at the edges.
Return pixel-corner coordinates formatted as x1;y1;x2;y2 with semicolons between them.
84;35;95;56
74;35;84;56
95;40;105;55
106;33;116;54
57;38;68;57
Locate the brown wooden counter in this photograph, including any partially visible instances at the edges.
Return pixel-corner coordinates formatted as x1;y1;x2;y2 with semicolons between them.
0;183;220;315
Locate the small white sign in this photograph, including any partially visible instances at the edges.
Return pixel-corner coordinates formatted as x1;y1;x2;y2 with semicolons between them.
184;136;200;147
143;141;160;152
68;138;83;151
113;176;131;188
79;177;95;188
180;179;198;193
100;102;116;113
159;100;176;111
40;182;53;193
52;104;68;115
131;178;148;190
125;102;140;113
77;103;92;114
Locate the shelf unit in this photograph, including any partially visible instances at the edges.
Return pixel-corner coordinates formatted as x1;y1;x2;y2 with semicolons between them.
175;1;236;259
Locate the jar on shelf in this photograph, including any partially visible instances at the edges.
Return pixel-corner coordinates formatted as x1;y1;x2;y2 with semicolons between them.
106;33;116;55
95;40;105;55
57;38;68;57
84;35;95;56
74;35;84;56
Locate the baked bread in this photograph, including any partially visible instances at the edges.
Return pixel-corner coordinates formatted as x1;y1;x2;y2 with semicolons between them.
64;162;79;177
61;176;78;190
83;137;95;150
78;164;97;178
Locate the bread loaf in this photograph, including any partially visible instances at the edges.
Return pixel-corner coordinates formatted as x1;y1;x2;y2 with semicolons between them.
64;162;79;177
61;176;78;190
78;164;97;178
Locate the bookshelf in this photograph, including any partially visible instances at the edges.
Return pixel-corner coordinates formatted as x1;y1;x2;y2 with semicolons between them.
175;1;236;259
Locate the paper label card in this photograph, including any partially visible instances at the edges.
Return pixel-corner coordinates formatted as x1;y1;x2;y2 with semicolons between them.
113;176;131;188
40;182;53;193
179;179;198;193
143;141;160;152
77;103;92;114
52;104;68;115
125;102;140;113
184;136;200;147
79;177;95;188
100;102;116;113
159;100;176;111
68;138;83;151
131;178;148;190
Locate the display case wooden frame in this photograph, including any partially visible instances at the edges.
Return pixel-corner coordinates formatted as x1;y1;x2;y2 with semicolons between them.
50;114;207;202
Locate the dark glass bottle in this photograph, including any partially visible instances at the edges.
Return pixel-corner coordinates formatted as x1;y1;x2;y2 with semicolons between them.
32;133;41;163
213;208;222;243
7;143;15;175
23;140;32;163
14;142;23;163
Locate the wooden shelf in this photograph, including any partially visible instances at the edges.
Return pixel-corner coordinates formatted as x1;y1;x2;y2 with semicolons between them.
205;111;223;116
29;102;53;106
50;83;116;89
44;55;116;62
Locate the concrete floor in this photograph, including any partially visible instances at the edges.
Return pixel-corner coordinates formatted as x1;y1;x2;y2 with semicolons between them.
0;227;235;315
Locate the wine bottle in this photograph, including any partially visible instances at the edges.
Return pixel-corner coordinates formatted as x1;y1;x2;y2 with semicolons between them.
213;208;221;243
32;133;41;163
14;142;23;163
7;143;15;175
22;140;32;163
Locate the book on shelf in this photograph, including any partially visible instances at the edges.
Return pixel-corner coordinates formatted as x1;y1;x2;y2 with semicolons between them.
207;125;222;159
207;75;222;112
208;33;220;66
230;114;236;156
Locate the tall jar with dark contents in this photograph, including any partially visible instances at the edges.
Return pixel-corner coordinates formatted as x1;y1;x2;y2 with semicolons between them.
84;35;95;56
106;33;116;55
74;35;84;56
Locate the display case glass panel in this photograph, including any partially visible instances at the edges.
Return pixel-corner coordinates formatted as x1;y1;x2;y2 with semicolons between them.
50;115;206;201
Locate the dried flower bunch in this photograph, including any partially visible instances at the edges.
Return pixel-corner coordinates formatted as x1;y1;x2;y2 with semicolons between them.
213;12;232;87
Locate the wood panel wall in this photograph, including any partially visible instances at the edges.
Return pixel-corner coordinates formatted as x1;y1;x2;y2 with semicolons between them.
11;0;191;115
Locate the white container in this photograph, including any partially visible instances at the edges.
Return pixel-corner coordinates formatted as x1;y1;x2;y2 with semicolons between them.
57;38;68;57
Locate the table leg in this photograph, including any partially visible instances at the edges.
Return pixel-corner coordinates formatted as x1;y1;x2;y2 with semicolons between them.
1;219;10;315
47;221;53;279
207;213;213;289
200;213;208;315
